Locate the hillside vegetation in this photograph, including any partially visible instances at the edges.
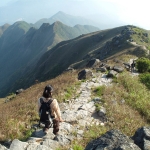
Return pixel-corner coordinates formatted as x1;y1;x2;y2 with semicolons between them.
0;21;99;97
0;55;150;150
0;71;79;141
8;25;150;97
0;24;10;37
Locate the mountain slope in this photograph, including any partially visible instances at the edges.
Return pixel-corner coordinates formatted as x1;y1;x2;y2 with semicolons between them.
0;21;31;52
34;11;100;28
9;25;150;94
0;21;99;97
0;23;10;37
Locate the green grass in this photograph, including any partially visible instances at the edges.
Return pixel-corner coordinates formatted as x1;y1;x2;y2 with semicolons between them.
115;72;150;122
139;73;150;89
131;27;150;48
92;86;105;97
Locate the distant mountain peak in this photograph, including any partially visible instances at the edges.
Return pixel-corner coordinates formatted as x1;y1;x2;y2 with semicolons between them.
51;11;69;18
56;11;66;15
13;21;28;25
52;21;63;25
39;23;51;29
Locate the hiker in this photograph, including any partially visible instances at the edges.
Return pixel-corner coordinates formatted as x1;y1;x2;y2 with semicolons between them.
131;60;136;73
38;85;64;134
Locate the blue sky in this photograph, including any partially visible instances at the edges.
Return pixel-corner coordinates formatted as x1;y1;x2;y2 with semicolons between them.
0;0;150;29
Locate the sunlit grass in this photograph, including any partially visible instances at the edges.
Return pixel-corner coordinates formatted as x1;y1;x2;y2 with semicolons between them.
0;71;78;141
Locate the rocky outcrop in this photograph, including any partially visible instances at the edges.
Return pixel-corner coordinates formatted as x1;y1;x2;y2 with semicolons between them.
107;70;118;77
15;89;24;95
86;58;101;68
85;129;141;150
113;66;124;73
132;126;150;150
78;69;93;80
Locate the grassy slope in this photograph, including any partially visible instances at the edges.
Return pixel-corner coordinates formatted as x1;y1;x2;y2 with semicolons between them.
0;24;10;37
0;71;79;141
0;62;149;150
7;25;150;98
0;21;100;97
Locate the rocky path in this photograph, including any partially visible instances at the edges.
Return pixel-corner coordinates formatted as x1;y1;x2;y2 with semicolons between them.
1;63;148;150
1;72;112;150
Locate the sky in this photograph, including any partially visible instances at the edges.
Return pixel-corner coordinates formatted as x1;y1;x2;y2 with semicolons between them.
0;0;150;30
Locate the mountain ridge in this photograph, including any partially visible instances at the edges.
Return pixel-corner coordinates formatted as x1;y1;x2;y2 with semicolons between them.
6;25;150;96
34;11;101;29
0;21;100;97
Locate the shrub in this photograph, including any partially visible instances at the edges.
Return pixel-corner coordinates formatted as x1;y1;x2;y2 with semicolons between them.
136;57;150;73
139;73;150;89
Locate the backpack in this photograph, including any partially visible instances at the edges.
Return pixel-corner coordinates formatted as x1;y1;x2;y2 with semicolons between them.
39;98;53;123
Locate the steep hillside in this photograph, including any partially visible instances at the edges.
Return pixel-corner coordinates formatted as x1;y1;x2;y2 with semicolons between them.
0;21;99;97
34;11;100;28
0;63;150;149
0;23;10;37
8;25;150;95
0;21;31;53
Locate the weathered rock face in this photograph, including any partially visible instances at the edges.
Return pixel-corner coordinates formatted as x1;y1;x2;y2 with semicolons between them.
96;67;107;72
85;129;141;150
9;139;28;150
15;88;24;95
0;144;8;150
132;126;150;150
107;70;118;77
78;69;93;80
113;66;124;73
86;59;101;68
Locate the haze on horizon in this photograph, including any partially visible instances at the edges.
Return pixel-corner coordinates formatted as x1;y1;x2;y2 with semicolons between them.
0;0;150;30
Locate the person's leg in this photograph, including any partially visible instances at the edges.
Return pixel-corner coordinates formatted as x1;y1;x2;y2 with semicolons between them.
43;120;51;133
45;120;51;128
53;119;60;135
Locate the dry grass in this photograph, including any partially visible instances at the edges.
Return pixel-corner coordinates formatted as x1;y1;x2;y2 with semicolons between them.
0;70;79;141
0;66;149;150
103;84;147;136
57;72;150;150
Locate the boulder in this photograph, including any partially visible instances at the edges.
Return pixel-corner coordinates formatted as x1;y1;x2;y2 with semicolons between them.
105;64;111;70
97;107;106;117
143;33;148;37
26;144;50;150
16;89;24;95
85;129;141;150
78;69;93;80
113;66;124;73
65;67;74;72
42;139;60;149
107;70;118;78
132;126;150;150
9;139;28;150
123;62;131;71
86;59;100;68
0;144;8;150
54;134;71;146
96;67;107;72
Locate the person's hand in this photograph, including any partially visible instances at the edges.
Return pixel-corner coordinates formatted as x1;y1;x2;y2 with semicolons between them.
59;118;64;122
